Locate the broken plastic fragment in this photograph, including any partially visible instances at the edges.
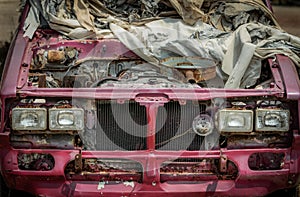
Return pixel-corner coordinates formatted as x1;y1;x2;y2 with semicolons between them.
97;181;105;190
123;181;135;188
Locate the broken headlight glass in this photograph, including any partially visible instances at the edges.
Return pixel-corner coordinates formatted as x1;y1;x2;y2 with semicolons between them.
255;109;290;132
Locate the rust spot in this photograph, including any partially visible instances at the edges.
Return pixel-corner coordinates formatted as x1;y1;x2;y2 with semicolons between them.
74;153;82;173
47;50;65;63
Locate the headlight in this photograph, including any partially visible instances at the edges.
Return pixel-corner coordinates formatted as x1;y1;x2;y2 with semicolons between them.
12;108;47;130
218;109;253;133
49;108;84;130
255;109;289;131
192;114;214;136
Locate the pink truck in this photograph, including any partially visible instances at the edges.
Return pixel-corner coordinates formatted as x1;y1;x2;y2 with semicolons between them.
1;0;300;196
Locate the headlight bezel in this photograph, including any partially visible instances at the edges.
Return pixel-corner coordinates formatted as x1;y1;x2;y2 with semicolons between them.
12;107;47;131
49;108;84;131
255;108;290;132
217;109;253;133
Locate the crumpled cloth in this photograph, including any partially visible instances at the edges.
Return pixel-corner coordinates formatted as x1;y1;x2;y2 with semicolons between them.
22;0;300;89
208;0;280;31
110;18;229;64
24;0;205;39
111;20;300;88
223;23;300;88
23;0;277;39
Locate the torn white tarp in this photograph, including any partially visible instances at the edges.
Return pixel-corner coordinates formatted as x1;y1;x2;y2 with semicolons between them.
109;23;160;65
24;0;114;39
23;0;41;38
22;0;300;89
223;23;300;88
222;24;257;88
111;20;300;88
110;18;230;63
23;0;277;40
208;1;279;31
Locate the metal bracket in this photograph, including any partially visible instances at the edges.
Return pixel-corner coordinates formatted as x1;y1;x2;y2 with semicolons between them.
135;96;169;106
220;154;228;173
74;152;82;173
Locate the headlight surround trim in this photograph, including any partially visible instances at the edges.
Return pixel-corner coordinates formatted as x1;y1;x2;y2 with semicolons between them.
12;108;47;130
49;108;84;131
218;109;253;133
255;109;290;132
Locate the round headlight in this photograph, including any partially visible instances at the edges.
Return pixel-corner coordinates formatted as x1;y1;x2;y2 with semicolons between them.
192;114;214;136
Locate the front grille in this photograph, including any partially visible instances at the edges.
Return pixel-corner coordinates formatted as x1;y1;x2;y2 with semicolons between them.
155;101;206;150
96;100;206;151
97;101;147;150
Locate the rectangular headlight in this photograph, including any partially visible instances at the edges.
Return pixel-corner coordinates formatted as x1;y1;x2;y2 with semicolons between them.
255;109;289;131
12;108;47;130
49;108;84;130
218;109;253;133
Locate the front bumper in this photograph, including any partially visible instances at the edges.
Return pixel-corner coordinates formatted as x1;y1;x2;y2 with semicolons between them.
1;144;300;197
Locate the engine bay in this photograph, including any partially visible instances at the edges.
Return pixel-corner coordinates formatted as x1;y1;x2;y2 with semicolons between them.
27;42;274;90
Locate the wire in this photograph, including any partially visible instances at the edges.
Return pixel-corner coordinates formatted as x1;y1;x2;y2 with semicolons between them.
155;128;194;147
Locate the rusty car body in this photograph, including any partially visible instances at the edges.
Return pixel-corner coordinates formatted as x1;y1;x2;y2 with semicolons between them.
1;0;300;196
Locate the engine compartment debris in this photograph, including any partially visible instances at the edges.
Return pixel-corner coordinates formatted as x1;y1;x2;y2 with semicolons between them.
23;0;300;89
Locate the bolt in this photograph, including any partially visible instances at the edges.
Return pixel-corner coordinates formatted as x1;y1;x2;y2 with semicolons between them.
152;181;156;186
272;63;278;68
22;63;28;67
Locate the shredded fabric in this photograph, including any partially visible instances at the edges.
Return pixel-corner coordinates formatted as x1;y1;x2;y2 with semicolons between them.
22;0;300;89
23;0;277;39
